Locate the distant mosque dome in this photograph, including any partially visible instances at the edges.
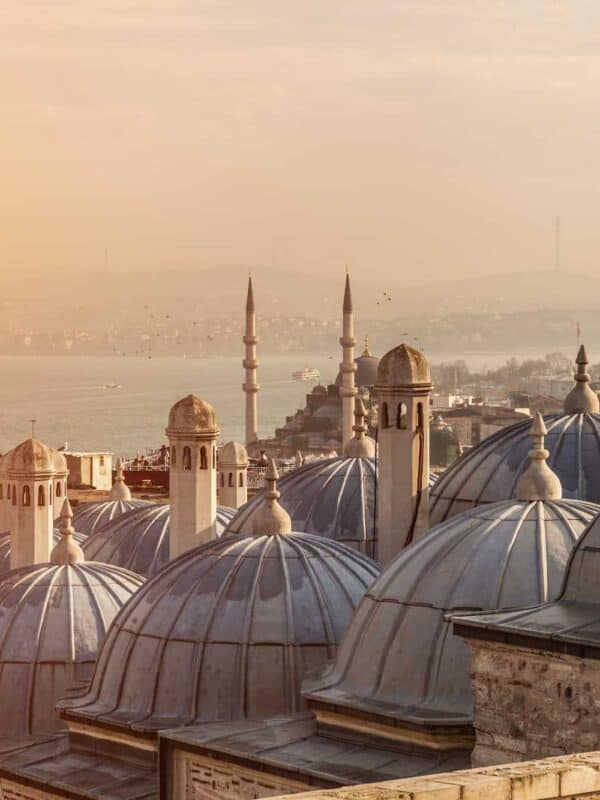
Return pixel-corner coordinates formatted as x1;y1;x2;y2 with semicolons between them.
430;347;600;524
82;503;236;577
71;499;151;537
305;415;598;726
60;491;379;734
335;337;380;389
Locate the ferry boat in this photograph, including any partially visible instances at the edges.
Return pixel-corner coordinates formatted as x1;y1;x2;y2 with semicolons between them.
292;367;320;382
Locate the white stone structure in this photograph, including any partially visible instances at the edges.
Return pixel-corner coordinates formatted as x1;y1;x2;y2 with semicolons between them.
339;273;357;451
5;439;56;569
52;449;69;518
166;394;220;559
218;441;248;509
110;456;132;501
242;276;259;446
376;344;432;565
65;451;112;490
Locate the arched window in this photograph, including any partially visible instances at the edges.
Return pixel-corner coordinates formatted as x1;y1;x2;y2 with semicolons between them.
239;473;244;488
22;486;31;507
56;481;62;498
7;485;11;501
0;485;3;501
38;485;46;507
200;447;208;470
11;486;16;506
381;402;389;429
397;402;408;430
183;446;192;471
417;402;424;432
220;472;225;488
228;472;234;487
171;446;177;467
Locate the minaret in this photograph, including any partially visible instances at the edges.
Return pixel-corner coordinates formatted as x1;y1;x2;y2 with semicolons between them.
243;275;260;447
110;457;132;501
6;439;55;569
253;459;292;535
51;499;84;565
166;395;220;560
339;272;357;451
376;344;432;565
564;345;599;414
344;397;376;458
515;412;562;501
218;441;248;509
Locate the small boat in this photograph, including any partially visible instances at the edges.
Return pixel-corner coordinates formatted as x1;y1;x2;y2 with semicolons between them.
104;383;122;390
292;367;320;382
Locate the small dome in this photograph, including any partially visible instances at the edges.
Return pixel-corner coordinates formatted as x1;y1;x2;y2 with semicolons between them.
377;344;430;386
430;412;600;524
0;561;143;737
219;441;248;466
70;499;150;537
82;503;236;578
304;497;598;725
5;439;55;475
0;529;86;577
312;384;327;395
52;450;68;475
226;457;377;558
60;533;380;733
313;404;342;421
167;395;218;434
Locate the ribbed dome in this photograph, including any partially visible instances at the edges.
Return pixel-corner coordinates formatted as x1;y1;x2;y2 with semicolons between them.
0;529;86;577
71;499;151;537
82;503;236;577
377;344;430;386
0;562;143;737
304;498;598;725
219;441;248;466
167;395;218;434
430;412;600;524
60;533;380;734
5;439;55;474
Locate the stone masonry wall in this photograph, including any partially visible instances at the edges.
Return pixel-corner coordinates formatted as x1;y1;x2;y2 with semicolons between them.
468;639;600;767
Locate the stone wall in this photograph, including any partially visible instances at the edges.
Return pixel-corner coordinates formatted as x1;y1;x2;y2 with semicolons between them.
468;639;600;766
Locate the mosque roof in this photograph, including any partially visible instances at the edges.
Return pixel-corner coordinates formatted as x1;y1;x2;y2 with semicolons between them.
71;499;151;537
166;395;218;435
60;532;379;734
81;503;236;578
0;561;143;737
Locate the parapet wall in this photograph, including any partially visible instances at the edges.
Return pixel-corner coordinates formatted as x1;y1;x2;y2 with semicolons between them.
271;751;600;800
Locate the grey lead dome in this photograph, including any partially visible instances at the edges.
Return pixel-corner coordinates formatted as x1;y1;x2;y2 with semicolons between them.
60;532;380;734
71;499;151;536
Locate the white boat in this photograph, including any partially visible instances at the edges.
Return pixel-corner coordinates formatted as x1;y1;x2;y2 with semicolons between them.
292;367;320;382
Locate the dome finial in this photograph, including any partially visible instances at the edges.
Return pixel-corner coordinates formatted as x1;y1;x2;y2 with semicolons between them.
253;459;292;535
344;398;376;458
362;333;371;358
564;344;599;413
51;499;84;565
110;457;132;501
515;412;562;501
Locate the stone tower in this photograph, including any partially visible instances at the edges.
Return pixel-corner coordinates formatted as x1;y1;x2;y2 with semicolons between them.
376;344;432;565
218;441;248;509
339;272;357;451
166;395;220;560
6;439;56;569
243;275;259;447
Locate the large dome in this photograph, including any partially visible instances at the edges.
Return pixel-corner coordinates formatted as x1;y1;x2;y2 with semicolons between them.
71;499;151;537
335;350;380;389
0;528;86;577
430;411;600;524
0;561;143;737
304;498;598;726
60;532;380;734
82;503;236;577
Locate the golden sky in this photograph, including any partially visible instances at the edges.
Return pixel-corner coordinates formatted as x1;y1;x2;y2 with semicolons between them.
2;1;600;283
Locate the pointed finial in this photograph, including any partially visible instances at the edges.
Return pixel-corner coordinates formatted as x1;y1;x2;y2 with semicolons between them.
515;412;562;501
51;498;84;565
344;397;376;458
253;458;292;535
110;456;132;501
343;272;353;314
564;344;599;413
246;275;255;314
362;333;371;357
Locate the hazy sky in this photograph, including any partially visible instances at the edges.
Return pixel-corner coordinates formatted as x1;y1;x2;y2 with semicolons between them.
3;1;600;283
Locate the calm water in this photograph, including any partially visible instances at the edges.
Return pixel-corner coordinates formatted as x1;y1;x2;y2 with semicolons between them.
0;351;554;456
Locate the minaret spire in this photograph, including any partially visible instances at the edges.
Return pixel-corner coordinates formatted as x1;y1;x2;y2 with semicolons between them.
515;412;562;501
253;459;292;535
339;272;357;450
51;499;84;565
564;344;599;414
344;397;376;458
243;274;260;446
110;457;131;501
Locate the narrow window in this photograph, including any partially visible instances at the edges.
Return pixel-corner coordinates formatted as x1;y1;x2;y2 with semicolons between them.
381;402;389;429
239;473;244;488
22;486;31;507
228;472;234;487
6;485;10;501
397;403;408;430
417;402;424;432
171;446;176;467
99;455;105;467
183;446;192;471
200;447;208;470
11;486;16;506
0;485;3;500
220;472;225;488
38;485;46;507
56;481;62;498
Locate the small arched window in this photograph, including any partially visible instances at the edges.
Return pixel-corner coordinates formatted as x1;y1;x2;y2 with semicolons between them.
56;481;62;498
7;485;11;501
200;447;208;470
38;485;46;507
417;402;424;432
183;446;192;471
22;486;31;507
171;446;177;467
239;473;244;488
11;486;16;506
220;472;225;488
397;403;408;430
228;472;234;487
381;402;389;429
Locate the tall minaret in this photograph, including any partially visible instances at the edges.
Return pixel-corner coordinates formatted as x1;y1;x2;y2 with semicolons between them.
166;395;220;560
243;275;259;447
339;272;357;451
376;344;432;565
